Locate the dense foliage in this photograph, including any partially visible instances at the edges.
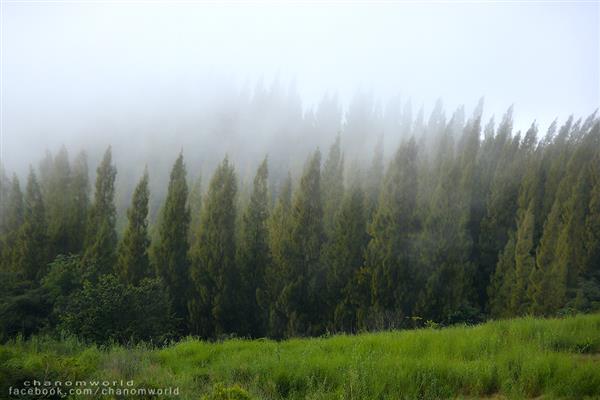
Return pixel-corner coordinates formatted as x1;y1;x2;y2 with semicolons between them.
0;102;598;342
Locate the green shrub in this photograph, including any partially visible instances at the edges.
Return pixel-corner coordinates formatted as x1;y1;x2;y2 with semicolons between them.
0;276;52;341
59;274;175;344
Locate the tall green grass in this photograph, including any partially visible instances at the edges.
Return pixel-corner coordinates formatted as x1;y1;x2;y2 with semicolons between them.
1;314;599;399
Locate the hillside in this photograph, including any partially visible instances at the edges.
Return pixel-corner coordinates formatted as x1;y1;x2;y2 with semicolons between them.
2;313;599;399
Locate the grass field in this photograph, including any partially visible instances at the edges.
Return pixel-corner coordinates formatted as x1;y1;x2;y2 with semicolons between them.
1;314;600;399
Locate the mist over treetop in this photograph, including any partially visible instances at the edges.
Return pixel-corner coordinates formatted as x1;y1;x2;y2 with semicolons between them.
2;2;597;174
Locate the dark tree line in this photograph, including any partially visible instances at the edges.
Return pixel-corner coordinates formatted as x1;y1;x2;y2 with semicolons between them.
0;103;598;343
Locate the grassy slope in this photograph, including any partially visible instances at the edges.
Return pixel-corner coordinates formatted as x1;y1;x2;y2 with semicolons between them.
1;314;600;399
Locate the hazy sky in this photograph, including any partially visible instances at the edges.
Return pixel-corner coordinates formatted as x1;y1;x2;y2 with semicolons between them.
1;1;598;172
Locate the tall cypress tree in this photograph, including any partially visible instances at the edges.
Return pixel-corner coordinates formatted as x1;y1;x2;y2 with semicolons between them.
5;175;24;237
488;125;540;316
237;157;270;336
2;175;24;272
323;184;369;332
117;169;151;285
188;174;203;244
365;135;384;219
46;146;71;258
417;114;480;323
189;157;238;337
275;150;325;336
365;138;419;327
540;117;574;220
321;135;344;237
68;151;89;254
477;108;518;302
261;173;293;338
153;154;190;328
84;147;118;277
14;169;48;281
488;232;516;318
551;130;599;311
528;197;563;315
553;168;593;305
509;201;536;315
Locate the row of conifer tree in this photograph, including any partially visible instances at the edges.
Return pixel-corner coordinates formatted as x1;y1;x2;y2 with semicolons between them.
0;104;598;341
